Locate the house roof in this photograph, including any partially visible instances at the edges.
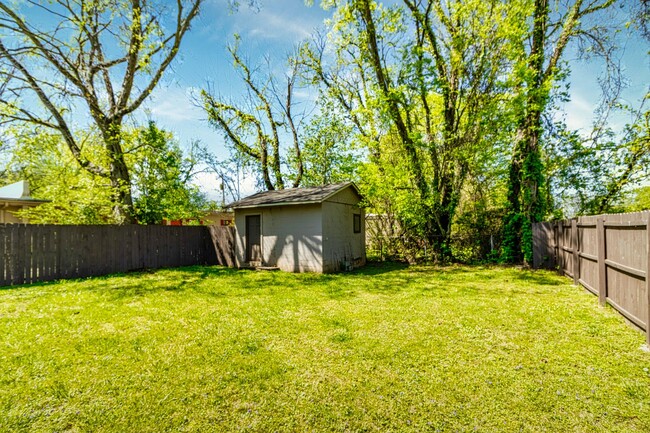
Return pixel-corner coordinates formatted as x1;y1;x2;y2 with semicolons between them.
0;180;48;204
227;182;362;209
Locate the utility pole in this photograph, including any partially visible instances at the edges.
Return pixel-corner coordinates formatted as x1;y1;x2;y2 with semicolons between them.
220;175;225;209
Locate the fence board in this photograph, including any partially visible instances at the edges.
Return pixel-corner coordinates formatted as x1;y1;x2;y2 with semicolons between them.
533;211;650;341
532;222;555;268
0;224;235;287
579;219;597;296
646;219;650;345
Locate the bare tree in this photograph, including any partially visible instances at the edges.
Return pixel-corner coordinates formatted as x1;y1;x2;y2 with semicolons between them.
201;38;304;191
0;0;202;223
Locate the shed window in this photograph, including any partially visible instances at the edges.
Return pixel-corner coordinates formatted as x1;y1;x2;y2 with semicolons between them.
353;214;361;233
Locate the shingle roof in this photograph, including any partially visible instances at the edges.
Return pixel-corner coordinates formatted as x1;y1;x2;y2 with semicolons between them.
227;182;361;209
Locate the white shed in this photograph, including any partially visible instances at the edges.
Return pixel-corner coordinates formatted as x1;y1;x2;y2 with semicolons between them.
228;182;366;273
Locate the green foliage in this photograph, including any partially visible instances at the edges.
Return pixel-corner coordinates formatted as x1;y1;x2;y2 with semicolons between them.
545;108;650;216
501;0;617;264
2;265;650;431
500;212;525;264
3;123;209;225
624;186;650;211
295;107;360;187
5;130;116;224
0;0;201;223
357;134;430;262
127;122;208;224
451;184;507;264
306;0;524;262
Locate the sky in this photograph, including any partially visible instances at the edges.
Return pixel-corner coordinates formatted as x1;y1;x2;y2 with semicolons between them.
4;0;648;201
142;0;333;200
140;0;649;200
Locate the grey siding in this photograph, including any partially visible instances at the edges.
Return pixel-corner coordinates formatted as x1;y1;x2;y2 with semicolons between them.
321;188;366;273
325;186;361;205
234;205;323;272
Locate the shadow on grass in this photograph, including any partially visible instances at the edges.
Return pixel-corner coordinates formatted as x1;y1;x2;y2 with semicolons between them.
512;269;563;286
350;261;409;275
0;265;242;293
1;263;564;302
0;278;62;292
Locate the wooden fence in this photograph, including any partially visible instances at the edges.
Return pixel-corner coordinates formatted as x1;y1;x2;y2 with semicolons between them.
207;225;236;268
533;211;650;344
1;224;236;286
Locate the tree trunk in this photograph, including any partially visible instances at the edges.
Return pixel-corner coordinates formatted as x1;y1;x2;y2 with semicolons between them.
103;122;136;224
503;0;548;265
108;159;135;224
503;128;525;263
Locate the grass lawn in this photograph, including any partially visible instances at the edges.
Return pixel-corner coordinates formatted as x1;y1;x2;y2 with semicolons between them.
1;264;649;432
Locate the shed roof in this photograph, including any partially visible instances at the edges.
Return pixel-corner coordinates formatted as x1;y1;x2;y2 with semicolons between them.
227;182;362;209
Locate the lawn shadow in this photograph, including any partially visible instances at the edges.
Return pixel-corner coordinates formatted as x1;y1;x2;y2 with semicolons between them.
0;278;63;292
82;266;243;300
513;269;563;286
0;265;241;293
351;261;409;276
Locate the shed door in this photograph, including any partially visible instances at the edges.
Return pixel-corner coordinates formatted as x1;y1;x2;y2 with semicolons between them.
246;215;261;262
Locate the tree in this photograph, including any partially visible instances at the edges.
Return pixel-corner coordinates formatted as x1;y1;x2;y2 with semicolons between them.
3;129;116;224
501;0;616;264
201;37;304;191
0;0;202;223
625;185;650;212
298;107;359;187
128;122;209;225
305;0;522;261
2;123;210;225
545;103;650;216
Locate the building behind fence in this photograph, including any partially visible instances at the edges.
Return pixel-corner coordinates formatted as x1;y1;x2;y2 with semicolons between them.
1;224;235;286
533;211;650;344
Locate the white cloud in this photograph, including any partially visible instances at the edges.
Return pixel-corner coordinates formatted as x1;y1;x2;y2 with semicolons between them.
239;173;257;197
146;86;203;123
192;167;258;202
192;171;221;201
245;8;316;41
563;93;595;132
200;0;326;45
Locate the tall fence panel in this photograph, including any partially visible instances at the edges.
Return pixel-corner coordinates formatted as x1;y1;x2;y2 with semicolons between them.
0;224;236;287
533;211;650;344
208;225;236;267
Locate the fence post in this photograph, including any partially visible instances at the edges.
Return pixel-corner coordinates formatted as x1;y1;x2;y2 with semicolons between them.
597;217;607;307
553;222;559;269
557;220;564;275
572;219;579;285
646;215;650;346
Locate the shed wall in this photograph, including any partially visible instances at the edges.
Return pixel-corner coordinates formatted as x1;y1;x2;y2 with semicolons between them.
322;189;366;273
234;205;323;272
326;186;362;205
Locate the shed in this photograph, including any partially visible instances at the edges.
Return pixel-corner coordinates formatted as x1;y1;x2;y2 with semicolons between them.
227;182;366;273
0;181;48;224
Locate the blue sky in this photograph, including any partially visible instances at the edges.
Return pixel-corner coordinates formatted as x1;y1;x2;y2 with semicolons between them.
13;1;645;199
142;1;649;198
143;0;330;155
140;0;333;198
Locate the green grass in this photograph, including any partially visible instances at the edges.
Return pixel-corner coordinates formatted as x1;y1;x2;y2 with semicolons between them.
1;264;649;432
